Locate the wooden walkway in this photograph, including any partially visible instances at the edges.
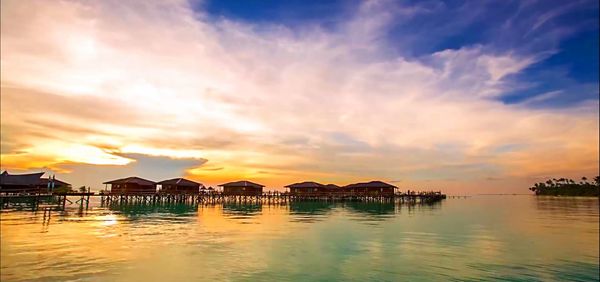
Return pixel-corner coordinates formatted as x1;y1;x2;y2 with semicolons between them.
0;192;94;209
99;192;446;205
1;191;446;210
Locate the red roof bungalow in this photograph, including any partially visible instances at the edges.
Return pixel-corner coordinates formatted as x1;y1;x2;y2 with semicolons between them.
158;178;203;194
343;181;397;197
103;177;156;194
219;180;264;196
285;181;341;195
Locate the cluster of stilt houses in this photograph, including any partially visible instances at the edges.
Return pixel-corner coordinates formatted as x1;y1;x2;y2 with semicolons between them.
1;171;444;201
97;176;395;196
1;171;446;209
100;176;400;197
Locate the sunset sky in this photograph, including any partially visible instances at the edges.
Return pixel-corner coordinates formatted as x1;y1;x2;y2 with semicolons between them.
1;0;598;194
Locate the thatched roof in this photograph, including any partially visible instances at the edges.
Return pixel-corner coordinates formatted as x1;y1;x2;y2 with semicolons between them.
344;181;397;189
103;176;156;185
0;171;44;186
157;178;202;187
219;180;264;188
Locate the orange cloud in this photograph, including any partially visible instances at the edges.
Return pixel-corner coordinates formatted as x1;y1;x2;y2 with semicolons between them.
1;0;597;193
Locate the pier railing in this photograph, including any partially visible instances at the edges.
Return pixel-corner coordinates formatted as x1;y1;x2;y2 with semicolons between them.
96;190;446;206
1;189;446;210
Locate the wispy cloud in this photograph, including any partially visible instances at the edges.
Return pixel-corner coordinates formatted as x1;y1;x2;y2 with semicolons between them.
0;0;597;192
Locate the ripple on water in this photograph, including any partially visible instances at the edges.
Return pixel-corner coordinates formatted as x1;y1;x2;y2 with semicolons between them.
1;196;598;282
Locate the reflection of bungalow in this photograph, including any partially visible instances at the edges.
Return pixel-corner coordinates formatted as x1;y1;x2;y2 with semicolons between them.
222;202;263;215
289;201;334;215
0;171;71;193
343;181;397;196
345;201;396;216
103;177;156;194
219;180;264;196
158;178;203;194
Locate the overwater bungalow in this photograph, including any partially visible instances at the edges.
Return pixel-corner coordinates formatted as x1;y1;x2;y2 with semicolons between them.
39;177;71;190
285;181;342;195
343;181;397;197
0;171;71;194
285;181;325;194
103;177;157;194
1;171;44;193
324;184;341;191
158;178;203;194
219;180;264;196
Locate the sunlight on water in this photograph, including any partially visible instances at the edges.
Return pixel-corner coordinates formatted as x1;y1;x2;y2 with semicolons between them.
1;196;598;281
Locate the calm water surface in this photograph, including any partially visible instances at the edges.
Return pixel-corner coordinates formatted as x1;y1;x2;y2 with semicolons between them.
1;196;598;281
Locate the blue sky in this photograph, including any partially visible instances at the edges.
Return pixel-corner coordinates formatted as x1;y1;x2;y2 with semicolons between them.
201;0;599;108
1;0;598;193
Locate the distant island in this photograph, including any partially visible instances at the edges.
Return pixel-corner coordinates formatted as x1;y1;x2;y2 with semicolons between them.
529;176;599;197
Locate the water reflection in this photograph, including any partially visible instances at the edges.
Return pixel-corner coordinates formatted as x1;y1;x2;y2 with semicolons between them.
535;196;600;216
344;201;396;216
105;202;198;218
1;196;597;282
288;201;335;223
221;202;263;223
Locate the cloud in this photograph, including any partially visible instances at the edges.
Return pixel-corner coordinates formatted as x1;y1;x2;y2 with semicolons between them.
0;0;597;191
519;90;563;105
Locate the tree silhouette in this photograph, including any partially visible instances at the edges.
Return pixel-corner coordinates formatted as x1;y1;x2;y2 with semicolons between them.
529;176;599;196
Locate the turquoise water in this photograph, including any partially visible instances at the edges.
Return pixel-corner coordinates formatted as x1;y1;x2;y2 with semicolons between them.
1;196;598;281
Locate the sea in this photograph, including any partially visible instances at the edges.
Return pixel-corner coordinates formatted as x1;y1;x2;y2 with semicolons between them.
1;195;598;281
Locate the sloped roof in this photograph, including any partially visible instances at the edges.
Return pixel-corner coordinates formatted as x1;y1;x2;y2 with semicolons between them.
40;178;71;187
219;180;264;188
0;171;45;186
157;178;202;187
103;176;156;185
285;181;325;188
344;181;397;189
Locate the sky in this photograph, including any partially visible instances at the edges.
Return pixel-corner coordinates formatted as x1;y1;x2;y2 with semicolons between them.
1;0;598;194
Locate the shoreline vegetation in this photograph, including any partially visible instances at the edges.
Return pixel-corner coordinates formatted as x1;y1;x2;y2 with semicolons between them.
529;176;600;197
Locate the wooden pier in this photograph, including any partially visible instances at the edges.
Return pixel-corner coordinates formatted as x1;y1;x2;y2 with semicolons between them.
0;192;94;210
1;190;446;210
98;191;446;205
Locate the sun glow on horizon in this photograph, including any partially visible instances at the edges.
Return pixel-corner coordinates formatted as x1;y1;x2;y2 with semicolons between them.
1;0;598;193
